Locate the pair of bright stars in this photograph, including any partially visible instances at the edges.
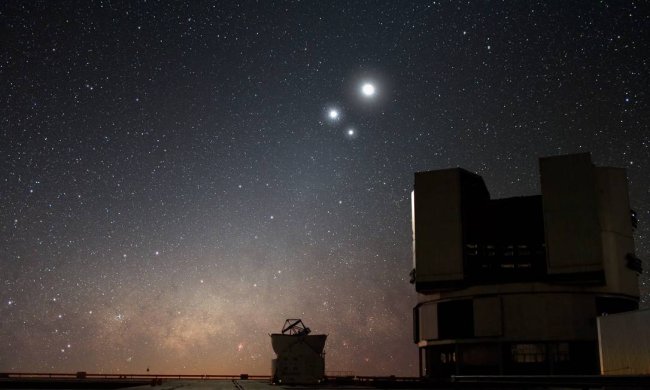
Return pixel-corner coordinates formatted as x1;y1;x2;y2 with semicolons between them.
327;82;377;137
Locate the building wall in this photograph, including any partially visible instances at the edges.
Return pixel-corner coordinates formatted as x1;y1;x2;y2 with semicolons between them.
271;335;326;384
416;291;605;343
598;309;650;375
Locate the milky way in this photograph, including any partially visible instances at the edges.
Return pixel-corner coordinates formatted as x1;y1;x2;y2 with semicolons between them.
1;1;648;376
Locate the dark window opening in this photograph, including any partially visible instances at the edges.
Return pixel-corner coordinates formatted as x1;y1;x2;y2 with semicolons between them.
464;242;546;280
462;196;547;283
440;351;456;364
511;343;546;363
549;342;570;363
438;300;474;339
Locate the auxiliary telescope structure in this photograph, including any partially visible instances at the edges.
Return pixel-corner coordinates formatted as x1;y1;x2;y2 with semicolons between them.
271;319;327;384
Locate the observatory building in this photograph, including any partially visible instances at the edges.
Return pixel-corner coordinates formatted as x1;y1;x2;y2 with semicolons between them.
270;319;327;384
411;153;641;377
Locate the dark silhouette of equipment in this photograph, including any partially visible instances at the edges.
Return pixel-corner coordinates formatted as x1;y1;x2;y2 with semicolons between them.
271;319;326;384
281;319;311;336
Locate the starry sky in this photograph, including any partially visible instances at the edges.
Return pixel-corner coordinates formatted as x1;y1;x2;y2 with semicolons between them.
1;0;648;376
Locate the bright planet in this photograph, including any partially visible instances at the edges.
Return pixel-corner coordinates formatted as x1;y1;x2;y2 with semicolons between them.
361;82;376;97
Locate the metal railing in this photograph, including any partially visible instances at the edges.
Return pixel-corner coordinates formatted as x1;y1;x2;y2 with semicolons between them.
0;372;271;380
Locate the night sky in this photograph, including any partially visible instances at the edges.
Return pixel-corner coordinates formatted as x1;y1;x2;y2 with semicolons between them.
1;1;648;376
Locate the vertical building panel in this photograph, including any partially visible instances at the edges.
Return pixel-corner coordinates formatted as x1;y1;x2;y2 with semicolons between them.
595;168;640;297
540;153;604;275
413;170;464;286
419;303;439;341
474;297;502;337
503;294;596;340
598;309;650;375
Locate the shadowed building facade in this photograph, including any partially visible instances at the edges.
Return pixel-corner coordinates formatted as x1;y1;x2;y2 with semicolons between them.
411;153;641;378
271;319;326;385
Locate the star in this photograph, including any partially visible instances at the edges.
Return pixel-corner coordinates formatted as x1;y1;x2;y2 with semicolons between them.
328;109;340;120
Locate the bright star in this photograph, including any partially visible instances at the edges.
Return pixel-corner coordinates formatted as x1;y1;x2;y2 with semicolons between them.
361;83;376;97
328;109;339;120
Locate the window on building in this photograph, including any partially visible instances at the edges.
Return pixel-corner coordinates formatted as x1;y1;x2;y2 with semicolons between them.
440;351;456;364
511;343;546;363
549;342;570;362
462;195;547;283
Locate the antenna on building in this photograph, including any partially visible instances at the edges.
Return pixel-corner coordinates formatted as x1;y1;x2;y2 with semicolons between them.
282;319;311;336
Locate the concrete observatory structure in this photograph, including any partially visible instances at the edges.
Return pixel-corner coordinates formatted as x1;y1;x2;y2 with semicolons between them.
270;319;327;384
411;153;641;377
